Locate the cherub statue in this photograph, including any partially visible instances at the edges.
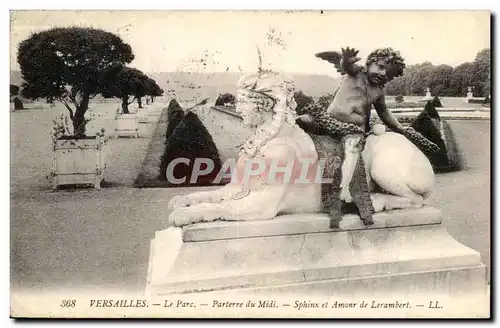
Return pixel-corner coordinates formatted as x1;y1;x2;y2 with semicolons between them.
297;47;439;223
167;70;435;228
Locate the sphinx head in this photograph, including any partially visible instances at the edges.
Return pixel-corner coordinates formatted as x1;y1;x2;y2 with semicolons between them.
235;71;297;127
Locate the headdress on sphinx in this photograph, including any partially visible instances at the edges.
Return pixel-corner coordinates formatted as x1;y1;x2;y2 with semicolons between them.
237;71;298;157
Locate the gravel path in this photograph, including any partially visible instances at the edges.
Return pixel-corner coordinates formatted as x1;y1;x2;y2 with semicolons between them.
427;120;491;282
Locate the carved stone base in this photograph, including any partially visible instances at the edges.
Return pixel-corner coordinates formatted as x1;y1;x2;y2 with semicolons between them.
146;207;487;300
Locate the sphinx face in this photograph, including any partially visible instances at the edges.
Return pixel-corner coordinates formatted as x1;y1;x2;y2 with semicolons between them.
235;90;265;127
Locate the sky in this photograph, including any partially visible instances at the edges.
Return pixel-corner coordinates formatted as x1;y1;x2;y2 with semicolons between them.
9;10;491;77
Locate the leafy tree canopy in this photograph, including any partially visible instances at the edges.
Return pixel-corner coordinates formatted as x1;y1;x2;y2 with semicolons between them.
101;66;163;112
10;84;19;97
385;48;490;98
17;27;134;136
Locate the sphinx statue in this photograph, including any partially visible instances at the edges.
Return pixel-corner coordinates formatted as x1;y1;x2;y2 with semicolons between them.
167;70;435;227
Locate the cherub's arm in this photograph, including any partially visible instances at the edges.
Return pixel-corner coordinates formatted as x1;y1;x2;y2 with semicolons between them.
373;93;406;134
340;47;363;76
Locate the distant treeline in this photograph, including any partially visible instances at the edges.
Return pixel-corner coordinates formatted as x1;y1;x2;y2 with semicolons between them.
385;48;490;98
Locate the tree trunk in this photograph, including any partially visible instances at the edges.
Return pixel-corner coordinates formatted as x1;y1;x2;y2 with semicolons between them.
151;96;155;103
138;97;143;108
146;97;149;105
73;94;90;138
121;97;130;114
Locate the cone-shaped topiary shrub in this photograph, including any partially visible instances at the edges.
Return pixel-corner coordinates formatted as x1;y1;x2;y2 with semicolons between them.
411;101;460;172
431;95;443;108
215;93;236;106
13;97;24;110
159;110;223;187
165;99;185;142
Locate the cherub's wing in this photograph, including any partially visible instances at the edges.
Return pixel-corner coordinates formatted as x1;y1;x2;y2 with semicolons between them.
315;51;341;65
315;51;345;74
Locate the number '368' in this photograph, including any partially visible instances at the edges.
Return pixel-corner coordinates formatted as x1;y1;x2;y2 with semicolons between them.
60;300;76;307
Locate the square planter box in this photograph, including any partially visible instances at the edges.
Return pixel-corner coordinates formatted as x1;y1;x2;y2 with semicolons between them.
115;113;139;138
52;136;107;189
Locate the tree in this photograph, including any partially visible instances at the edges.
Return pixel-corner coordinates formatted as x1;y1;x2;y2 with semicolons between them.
17;27;134;137
385;49;490;97
385;75;407;96
427;65;454;96
144;77;163;104
470;48;490;97
483;72;491;98
387;63;452;96
448;62;474;97
101;66;148;113
409;62;435;95
10;84;19;97
134;75;162;108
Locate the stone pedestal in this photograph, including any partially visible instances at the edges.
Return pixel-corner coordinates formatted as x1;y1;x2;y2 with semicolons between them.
466;87;474;99
146;207;487;301
464;87;474;103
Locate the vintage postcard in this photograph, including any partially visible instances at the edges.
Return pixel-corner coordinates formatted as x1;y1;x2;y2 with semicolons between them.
9;10;491;319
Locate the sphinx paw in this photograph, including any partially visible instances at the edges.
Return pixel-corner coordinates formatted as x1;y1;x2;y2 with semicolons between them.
168;195;194;211
168;207;198;227
370;193;386;213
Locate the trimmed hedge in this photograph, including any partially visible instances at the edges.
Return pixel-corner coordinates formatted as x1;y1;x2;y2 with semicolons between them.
468;98;484;104
165;99;185;141
431;96;443;108
13;97;24;110
411;110;448;168
370;102;461;173
423;101;440;120
468;98;490;104
158;111;223;187
215;93;236;106
395;95;404;103
386;102;425;109
410;102;461;173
